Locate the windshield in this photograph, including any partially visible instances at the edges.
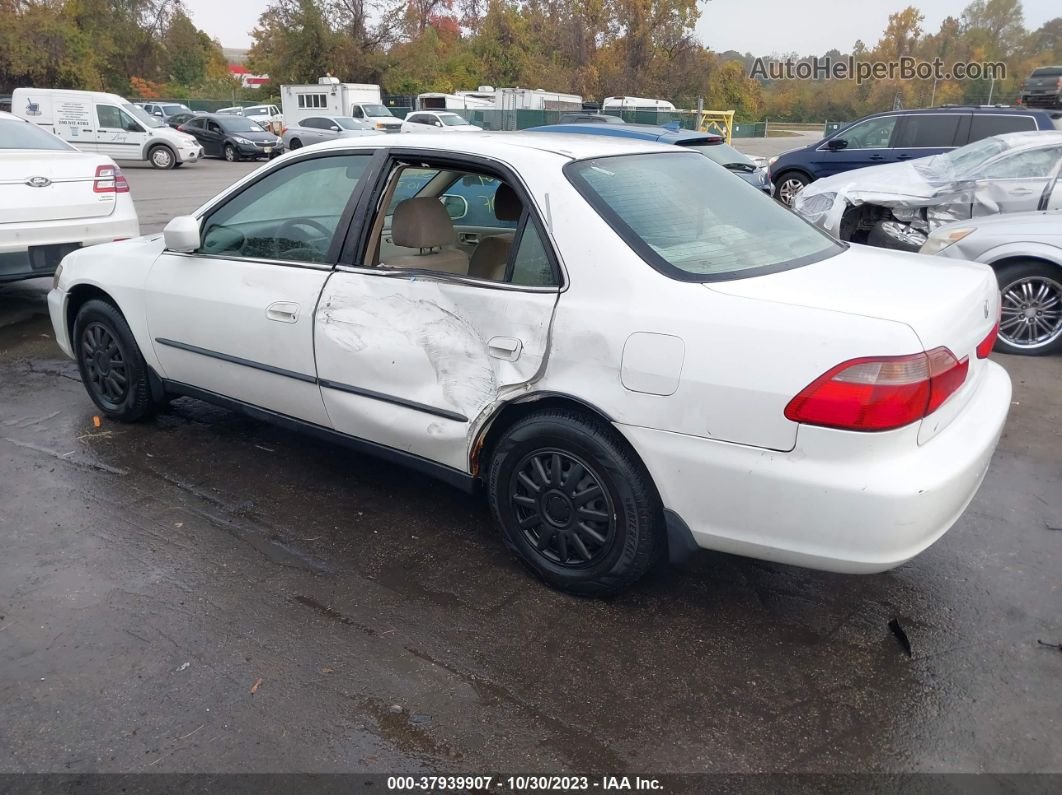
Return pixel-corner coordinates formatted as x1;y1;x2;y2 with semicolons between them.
362;105;393;118
162;104;191;115
218;117;267;133
334;117;366;130
123;103;164;128
567;152;840;280
933;136;1011;178
0;119;75;151
439;114;470;127
686;142;755;169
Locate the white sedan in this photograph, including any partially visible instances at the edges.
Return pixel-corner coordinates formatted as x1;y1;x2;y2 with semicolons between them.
401;111;481;133
1;111;139;284
48;133;1010;595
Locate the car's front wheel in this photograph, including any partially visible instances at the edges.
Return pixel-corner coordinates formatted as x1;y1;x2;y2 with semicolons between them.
148;145;176;169
73;300;161;421
995;260;1062;356
289;138;302;150
224;144;237;162
487;410;664;596
774;170;811;206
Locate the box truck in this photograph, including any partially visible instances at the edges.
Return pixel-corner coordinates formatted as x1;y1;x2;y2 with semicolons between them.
281;77;403;132
12;88;204;169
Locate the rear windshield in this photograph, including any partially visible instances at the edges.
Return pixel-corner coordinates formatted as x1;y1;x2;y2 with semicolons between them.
566;152;841;281
1030;67;1062;77
0;119;74;151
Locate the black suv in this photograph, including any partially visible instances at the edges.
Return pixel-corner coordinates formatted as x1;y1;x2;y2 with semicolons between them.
769;106;1062;205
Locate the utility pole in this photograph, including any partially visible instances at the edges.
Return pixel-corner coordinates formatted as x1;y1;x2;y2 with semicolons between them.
987;76;995;104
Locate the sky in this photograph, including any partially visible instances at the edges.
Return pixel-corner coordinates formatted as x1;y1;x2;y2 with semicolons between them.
183;0;1058;57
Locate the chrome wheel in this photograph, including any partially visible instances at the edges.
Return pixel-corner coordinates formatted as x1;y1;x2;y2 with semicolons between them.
224;144;237;162
776;176;807;206
999;275;1062;351
150;147;174;169
509;449;616;568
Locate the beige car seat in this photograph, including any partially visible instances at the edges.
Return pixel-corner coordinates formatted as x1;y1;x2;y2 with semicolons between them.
467;183;523;281
384;197;469;274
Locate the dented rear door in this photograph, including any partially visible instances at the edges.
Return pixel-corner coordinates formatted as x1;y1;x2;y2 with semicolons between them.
314;270;558;473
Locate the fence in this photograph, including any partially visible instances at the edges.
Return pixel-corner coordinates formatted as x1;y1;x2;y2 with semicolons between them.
138;97;843;137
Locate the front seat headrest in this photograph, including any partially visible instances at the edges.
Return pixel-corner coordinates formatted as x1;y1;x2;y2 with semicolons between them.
392;197;455;249
494;183;522;222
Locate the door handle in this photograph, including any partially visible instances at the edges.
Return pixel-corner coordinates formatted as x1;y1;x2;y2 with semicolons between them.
488;336;523;361
896;154;912;160
869;155;885;161
459;232;479;245
266;301;299;323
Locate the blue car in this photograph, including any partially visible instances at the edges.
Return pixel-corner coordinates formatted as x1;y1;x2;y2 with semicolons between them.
527;122;772;194
769;105;1062;205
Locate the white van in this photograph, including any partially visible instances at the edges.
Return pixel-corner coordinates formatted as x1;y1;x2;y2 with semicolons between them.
12;88;204;169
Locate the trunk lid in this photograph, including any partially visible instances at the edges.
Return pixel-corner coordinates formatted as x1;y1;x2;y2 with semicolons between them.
0;152;117;224
709;245;1000;439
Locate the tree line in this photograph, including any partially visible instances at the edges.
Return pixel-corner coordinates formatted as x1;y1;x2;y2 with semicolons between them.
1;0;1059;122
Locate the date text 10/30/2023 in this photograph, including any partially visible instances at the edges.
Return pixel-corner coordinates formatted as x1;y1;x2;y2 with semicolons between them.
387;776;665;791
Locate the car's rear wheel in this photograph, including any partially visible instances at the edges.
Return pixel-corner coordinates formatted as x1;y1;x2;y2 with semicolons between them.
224;143;237;162
995;261;1062;356
774;171;811;206
73;300;160;422
289;138;302;150
487;410;664;596
148;145;176;169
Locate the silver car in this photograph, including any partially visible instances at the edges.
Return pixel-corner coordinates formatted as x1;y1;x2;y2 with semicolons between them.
922;210;1062;355
282;116;381;150
795;131;1062;251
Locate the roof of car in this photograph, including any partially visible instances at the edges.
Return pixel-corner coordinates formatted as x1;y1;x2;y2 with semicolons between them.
305;131;685;160
992;130;1062;147
857;105;1062;119
526;122;722;145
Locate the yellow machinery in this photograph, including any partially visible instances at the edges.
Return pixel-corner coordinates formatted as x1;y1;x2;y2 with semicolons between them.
698;110;735;144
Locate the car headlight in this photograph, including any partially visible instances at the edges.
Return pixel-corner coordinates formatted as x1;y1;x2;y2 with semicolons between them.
233;137;252;145
794;191;836;218
919;227;976;256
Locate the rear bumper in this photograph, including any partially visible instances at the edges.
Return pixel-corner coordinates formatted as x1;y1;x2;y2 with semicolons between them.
0;212;139;283
618;361;1012;573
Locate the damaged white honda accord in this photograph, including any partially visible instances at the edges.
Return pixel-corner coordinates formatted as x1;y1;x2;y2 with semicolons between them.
49;133;1012;595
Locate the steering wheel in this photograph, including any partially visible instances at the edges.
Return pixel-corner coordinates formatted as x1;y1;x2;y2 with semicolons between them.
276;217;332;241
275;217;332;260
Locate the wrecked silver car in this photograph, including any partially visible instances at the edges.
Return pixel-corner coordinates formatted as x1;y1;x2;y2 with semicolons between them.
793;131;1062;251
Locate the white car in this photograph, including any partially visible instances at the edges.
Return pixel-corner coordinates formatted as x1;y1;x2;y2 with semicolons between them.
401;111;481;133
1;112;138;284
48;133;1010;595
218;104;283;128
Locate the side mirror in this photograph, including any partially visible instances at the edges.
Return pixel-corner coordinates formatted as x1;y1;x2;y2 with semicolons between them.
330;125;340;131
163;216;200;253
434;121;443;127
827;138;848;151
154;111;163;117
441;194;468;221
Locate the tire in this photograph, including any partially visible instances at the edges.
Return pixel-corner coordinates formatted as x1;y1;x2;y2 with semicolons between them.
487;409;664;596
289;138;302;150
774;170;811;206
994;260;1062;356
148;145;176;169
72;299;160;422
224;143;237;162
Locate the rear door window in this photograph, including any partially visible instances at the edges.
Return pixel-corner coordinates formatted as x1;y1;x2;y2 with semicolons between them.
895;114;962;147
970;115;1038;140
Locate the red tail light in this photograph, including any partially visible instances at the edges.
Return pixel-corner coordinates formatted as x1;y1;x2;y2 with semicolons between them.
785;347;969;432
93;164;129;194
976;322;999;359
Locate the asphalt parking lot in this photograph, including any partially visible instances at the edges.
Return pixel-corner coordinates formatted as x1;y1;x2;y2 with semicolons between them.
1;143;1060;777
